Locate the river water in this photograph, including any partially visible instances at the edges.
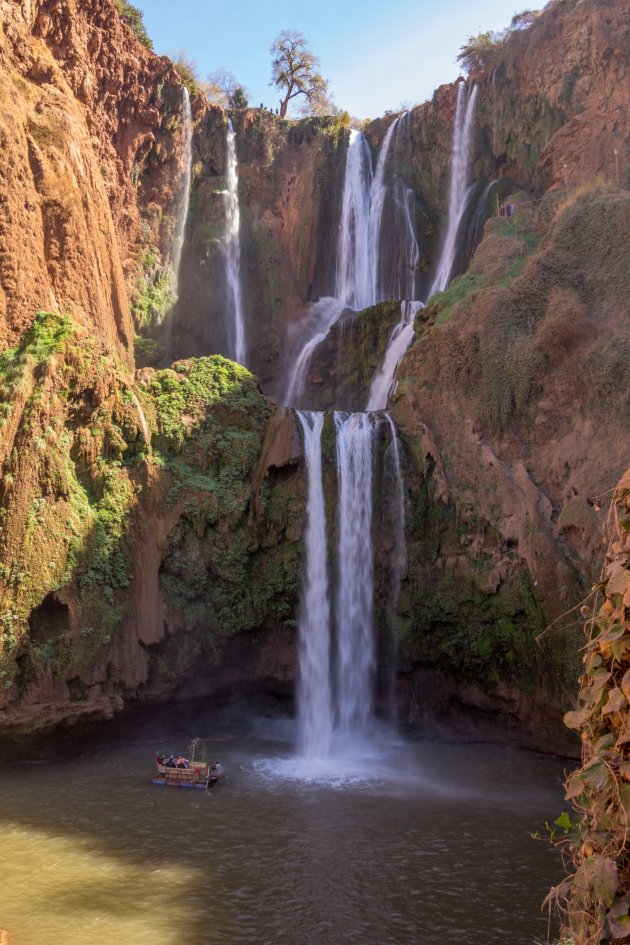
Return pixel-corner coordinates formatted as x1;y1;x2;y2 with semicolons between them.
0;708;566;945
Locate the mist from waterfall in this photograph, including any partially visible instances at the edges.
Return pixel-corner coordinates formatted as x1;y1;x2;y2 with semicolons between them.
171;88;192;300
430;83;479;296
223;118;247;365
295;411;333;760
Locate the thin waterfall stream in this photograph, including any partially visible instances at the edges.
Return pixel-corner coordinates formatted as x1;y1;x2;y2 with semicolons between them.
223;118;247;365
430;82;479;295
171;88;192;297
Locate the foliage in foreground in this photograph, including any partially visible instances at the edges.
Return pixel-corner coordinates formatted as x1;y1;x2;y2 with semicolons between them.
548;472;630;943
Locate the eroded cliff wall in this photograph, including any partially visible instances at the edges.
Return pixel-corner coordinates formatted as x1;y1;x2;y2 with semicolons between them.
1;0;629;751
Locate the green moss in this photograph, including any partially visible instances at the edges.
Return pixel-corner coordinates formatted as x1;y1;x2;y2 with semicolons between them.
134;335;164;368
149;356;270;450
131;251;176;329
429;272;488;325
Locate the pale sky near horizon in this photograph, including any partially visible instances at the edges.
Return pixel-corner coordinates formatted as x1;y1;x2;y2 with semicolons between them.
135;0;523;118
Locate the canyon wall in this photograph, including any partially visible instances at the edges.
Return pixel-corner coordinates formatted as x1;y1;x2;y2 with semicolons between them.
0;0;629;750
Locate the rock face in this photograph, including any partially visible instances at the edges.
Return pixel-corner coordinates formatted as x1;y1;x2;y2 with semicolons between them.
390;187;630;749
0;315;305;739
167;110;348;392
1;0;629;751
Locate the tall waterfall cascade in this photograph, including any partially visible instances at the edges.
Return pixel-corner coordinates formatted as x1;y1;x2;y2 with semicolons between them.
171;88;192;302
292;88;481;766
334;412;377;735
284;114;421;405
429;83;479;296
336;130;373;311
295;412;333;760
223;118;247;365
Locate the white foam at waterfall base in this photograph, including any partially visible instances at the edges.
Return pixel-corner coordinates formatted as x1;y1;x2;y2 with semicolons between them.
223;118;247;365
254;723;407;787
366;301;424;410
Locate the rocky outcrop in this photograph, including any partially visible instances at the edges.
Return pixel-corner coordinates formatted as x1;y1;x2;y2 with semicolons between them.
0;314;305;739
1;0;630;753
168;110;348;391
389;184;630;747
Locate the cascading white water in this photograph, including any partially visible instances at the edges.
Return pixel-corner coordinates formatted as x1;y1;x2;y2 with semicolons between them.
430;83;479;295
336;131;373;311
284;297;347;407
367;118;400;304
171;88;192;300
295;411;334;760
223;118;247;365
366;301;424;410
284;115;421;405
335;412;376;735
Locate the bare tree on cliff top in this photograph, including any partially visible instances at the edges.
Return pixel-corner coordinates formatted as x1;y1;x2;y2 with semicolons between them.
270;31;330;118
205;68;249;110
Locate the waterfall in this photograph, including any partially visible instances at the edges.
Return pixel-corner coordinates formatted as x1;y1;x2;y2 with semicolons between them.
171;88;192;297
283;297;347;407
386;175;420;302
284;114;421;405
366;301;424;411
295;411;334;760
335;412;376;735
336;131;373;311
223;118;247;365
430;83;479;296
366;118;399;304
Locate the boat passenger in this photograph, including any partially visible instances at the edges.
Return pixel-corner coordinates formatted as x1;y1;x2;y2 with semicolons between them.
166;754;176;768
176;756;190;769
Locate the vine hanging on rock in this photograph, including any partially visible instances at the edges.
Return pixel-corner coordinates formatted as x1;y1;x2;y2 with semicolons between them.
550;470;630;944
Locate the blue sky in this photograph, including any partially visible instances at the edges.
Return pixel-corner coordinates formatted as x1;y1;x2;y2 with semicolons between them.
135;0;523;118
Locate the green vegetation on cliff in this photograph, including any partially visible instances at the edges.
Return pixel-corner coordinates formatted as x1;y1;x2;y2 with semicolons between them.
113;0;153;50
0;312;145;688
144;357;302;658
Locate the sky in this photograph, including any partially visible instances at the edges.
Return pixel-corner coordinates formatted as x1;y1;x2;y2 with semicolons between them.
135;0;524;119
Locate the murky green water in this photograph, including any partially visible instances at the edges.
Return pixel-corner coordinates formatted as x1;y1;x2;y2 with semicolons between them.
0;710;567;945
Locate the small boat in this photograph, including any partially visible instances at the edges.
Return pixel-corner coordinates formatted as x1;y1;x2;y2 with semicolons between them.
152;758;224;790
